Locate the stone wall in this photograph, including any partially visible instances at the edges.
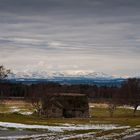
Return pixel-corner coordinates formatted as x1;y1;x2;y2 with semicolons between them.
42;93;89;118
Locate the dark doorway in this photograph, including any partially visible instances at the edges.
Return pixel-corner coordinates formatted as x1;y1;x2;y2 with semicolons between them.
63;109;74;118
63;109;67;117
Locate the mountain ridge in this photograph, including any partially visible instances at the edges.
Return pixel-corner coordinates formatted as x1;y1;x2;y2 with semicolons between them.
9;71;118;79
7;71;125;86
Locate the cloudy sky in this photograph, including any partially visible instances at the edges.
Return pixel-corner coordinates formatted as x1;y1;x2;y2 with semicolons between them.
0;0;140;77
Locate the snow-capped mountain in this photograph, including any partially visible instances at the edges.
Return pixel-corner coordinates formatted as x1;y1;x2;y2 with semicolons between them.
8;71;125;86
9;71;115;79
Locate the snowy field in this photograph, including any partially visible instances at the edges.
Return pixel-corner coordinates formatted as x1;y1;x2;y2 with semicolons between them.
0;121;140;140
0;121;130;132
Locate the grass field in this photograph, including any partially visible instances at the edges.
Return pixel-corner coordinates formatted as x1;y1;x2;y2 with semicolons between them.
0;100;140;139
1;100;140;126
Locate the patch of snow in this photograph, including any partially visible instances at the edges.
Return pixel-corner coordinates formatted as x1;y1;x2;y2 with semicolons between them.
122;128;140;140
9;107;20;113
96;128;140;140
0;133;55;140
55;123;75;126
10;108;21;113
19;112;33;115
61;132;95;140
0;122;130;133
3;107;33;115
90;105;95;108
0;127;8;131
118;105;140;110
122;132;140;140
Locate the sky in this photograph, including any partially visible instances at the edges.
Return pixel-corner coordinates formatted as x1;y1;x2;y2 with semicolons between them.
0;0;140;77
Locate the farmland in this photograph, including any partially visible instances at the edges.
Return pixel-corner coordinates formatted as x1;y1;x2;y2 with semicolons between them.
0;100;140;140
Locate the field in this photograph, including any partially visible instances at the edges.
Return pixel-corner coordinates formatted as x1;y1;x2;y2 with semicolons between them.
0;100;140;140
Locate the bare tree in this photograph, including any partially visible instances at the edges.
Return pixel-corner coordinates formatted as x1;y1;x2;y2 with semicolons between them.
107;87;120;117
120;78;140;116
0;65;11;102
108;103;116;117
0;65;11;81
31;97;43;116
29;84;46;116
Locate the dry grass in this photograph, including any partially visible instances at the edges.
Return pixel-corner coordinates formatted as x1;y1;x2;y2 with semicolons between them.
0;100;139;127
3;99;31;106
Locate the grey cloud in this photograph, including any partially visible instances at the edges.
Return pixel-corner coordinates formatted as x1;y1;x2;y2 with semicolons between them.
0;0;140;76
0;0;140;18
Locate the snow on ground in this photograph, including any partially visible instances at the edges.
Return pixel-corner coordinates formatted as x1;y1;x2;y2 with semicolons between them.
2;106;34;115
91;128;140;140
122;131;140;140
118;105;140;110
9;107;20;113
0;127;8;131
61;132;96;140
89;104;140;110
19;111;33;115
0;133;56;140
0;122;130;133
89;105;95;108
0;132;95;140
0;122;140;140
121;128;140;140
0;127;139;140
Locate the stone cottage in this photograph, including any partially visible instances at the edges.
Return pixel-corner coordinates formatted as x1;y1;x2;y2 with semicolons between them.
41;93;89;118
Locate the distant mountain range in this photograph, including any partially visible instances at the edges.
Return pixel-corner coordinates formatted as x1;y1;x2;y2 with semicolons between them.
9;71;115;79
7;71;126;86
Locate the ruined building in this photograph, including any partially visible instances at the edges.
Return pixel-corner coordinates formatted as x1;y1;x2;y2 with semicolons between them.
41;93;89;118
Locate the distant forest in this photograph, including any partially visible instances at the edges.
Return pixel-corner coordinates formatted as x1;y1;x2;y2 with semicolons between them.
0;81;118;98
0;78;140;105
0;65;140;116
